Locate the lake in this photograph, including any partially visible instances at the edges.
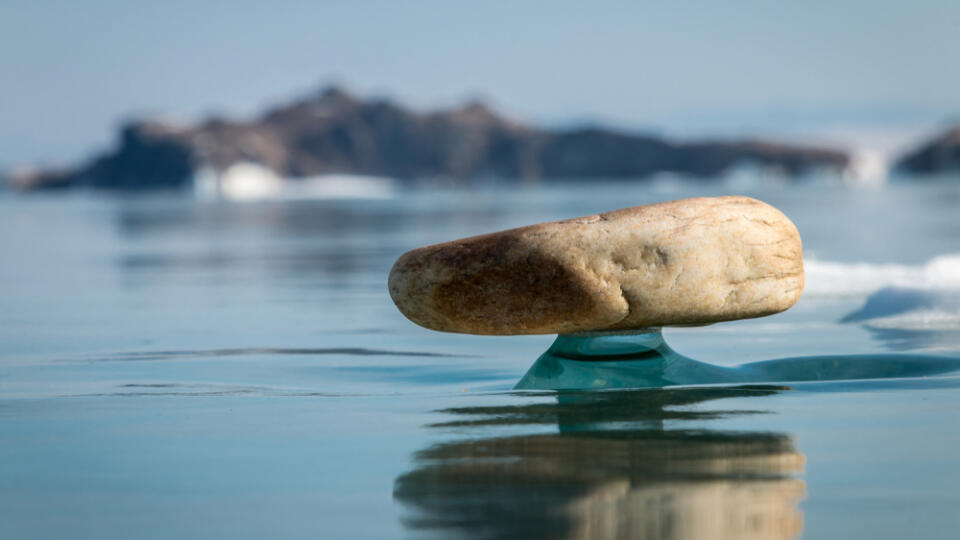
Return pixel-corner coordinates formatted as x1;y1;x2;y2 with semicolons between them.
2;178;959;539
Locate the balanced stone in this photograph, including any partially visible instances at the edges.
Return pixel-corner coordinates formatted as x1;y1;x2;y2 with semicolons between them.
389;196;804;335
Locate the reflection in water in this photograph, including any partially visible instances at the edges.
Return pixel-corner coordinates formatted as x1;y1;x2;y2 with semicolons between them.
95;347;462;362
395;386;805;540
840;286;960;351
111;198;506;281
860;326;960;351
111;200;413;290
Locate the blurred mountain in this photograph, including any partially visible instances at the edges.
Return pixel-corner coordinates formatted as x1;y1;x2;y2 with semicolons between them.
896;125;960;175
7;86;851;190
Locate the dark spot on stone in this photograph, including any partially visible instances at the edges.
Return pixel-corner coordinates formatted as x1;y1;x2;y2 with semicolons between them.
430;235;600;333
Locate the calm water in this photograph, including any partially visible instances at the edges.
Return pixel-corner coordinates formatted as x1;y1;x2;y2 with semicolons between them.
2;179;960;539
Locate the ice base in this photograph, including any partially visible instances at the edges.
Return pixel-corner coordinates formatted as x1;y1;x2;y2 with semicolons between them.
515;328;960;390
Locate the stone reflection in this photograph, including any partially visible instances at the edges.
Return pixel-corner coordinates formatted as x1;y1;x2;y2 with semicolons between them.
395;386;805;540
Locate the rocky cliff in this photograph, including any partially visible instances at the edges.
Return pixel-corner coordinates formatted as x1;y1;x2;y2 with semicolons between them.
8;86;851;190
896;126;960;175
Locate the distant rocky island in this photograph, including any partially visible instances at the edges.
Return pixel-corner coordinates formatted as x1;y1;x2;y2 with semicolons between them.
896;126;960;175
7;86;855;191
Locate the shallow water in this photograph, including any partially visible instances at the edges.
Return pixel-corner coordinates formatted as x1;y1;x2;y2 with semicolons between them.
2;179;960;539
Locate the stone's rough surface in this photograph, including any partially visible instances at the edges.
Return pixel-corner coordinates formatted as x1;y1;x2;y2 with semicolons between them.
388;196;804;335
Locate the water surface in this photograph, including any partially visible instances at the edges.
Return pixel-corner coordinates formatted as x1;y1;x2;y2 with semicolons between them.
2;179;960;539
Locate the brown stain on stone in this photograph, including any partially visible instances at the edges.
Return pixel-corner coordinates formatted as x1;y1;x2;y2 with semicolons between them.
394;234;611;334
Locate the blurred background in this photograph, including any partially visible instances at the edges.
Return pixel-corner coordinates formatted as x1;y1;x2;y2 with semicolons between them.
3;0;960;188
3;3;960;539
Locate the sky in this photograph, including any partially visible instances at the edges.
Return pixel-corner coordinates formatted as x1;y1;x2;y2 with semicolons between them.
2;0;960;168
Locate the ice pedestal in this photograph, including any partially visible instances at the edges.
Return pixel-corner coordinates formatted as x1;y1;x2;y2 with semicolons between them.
515;328;960;390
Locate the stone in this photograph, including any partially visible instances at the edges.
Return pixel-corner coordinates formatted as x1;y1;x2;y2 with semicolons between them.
388;196;804;335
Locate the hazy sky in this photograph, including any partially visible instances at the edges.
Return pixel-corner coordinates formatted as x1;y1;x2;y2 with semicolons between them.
2;0;960;167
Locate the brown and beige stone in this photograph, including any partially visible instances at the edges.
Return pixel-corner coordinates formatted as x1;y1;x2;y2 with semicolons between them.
388;196;804;335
